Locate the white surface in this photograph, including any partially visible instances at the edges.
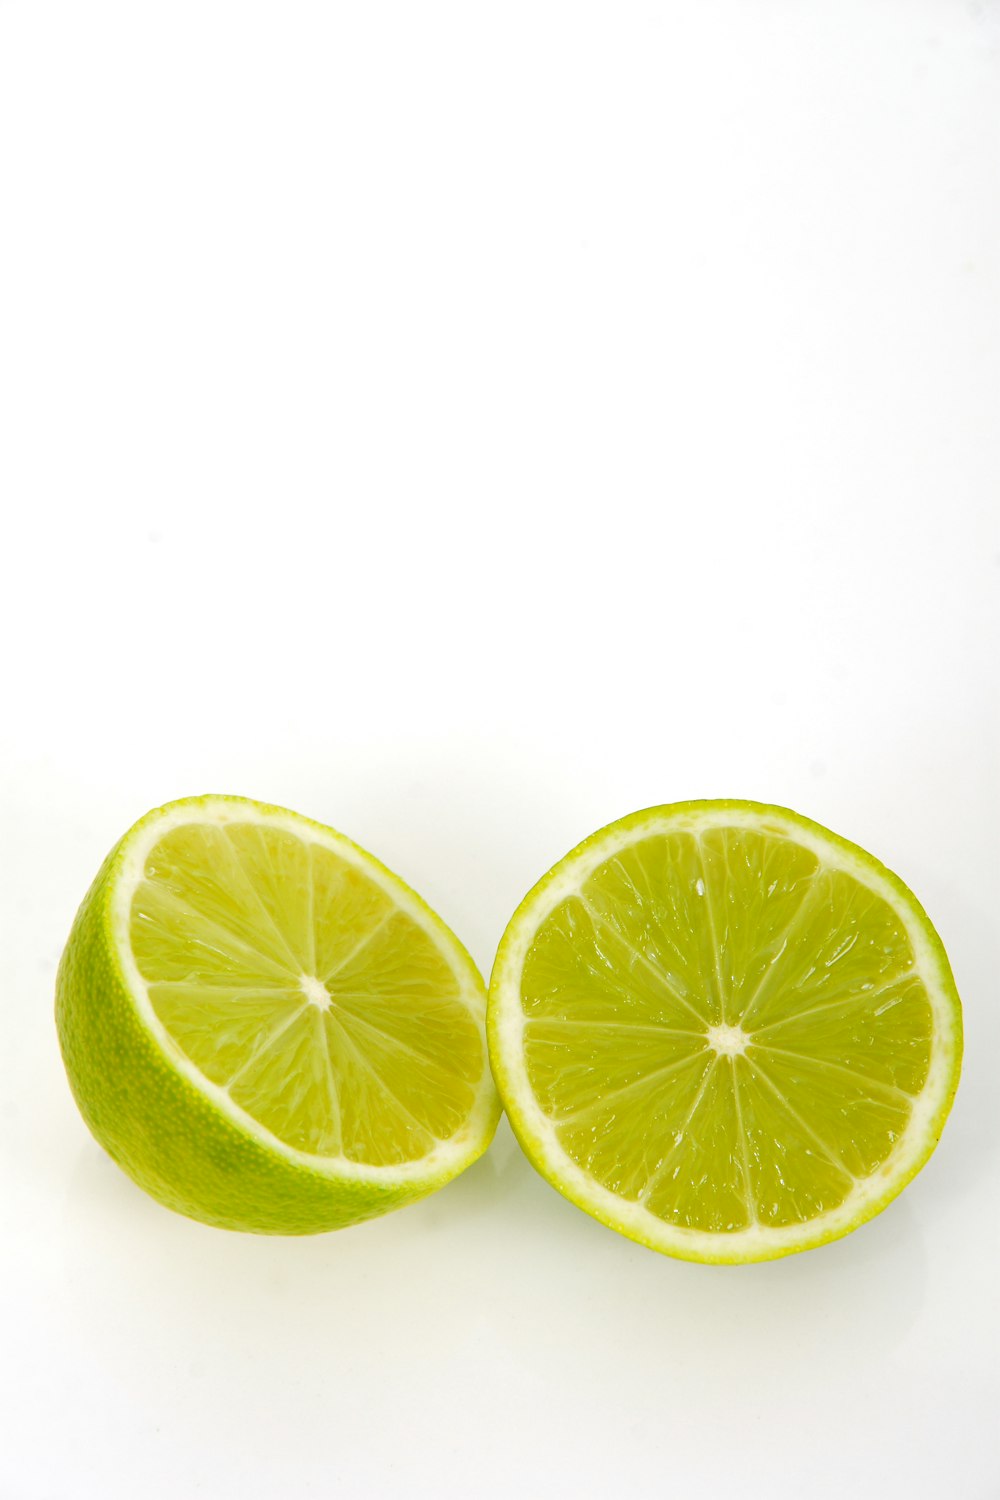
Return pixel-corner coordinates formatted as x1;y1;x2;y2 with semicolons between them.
1;3;998;1497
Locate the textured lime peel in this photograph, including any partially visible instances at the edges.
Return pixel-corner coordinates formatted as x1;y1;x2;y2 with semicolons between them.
488;801;962;1264
57;796;500;1233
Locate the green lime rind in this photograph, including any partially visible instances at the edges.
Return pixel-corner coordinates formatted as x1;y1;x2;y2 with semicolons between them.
488;799;963;1265
57;795;500;1234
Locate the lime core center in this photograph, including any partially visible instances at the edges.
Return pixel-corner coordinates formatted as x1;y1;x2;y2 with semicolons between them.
299;974;332;1011
706;1023;750;1057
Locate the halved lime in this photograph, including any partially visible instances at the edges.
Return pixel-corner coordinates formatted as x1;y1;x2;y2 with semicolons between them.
57;795;500;1233
488;801;962;1263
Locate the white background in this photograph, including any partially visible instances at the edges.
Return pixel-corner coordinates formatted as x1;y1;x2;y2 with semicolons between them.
1;2;998;1496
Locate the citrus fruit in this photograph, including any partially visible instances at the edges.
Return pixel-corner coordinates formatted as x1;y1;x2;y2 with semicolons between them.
57;795;500;1233
488;800;962;1263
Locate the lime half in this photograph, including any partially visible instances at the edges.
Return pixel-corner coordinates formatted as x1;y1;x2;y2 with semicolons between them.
488;801;962;1263
57;795;500;1233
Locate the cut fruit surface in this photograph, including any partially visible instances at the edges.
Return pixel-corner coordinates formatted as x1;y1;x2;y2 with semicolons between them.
488;801;962;1263
57;796;500;1233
